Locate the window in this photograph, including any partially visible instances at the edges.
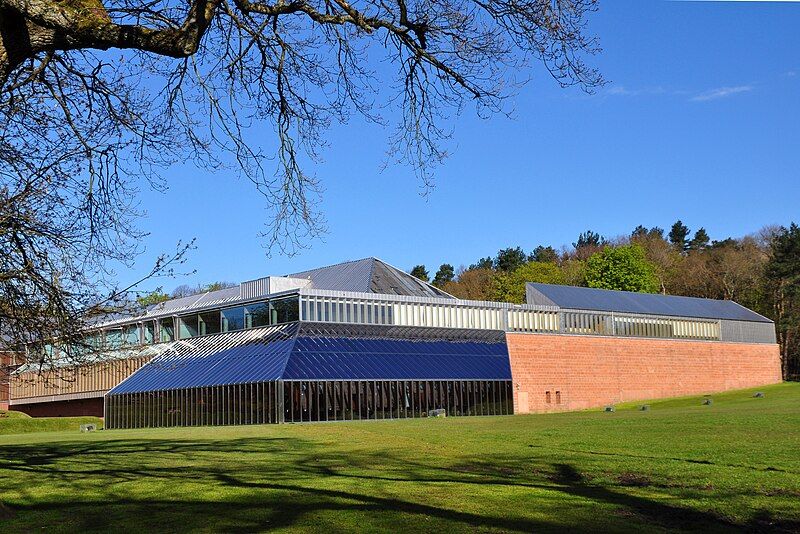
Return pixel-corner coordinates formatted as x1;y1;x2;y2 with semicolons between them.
178;314;199;339
124;324;140;346
143;322;156;344
160;318;175;342
545;391;551;404
271;297;300;324
555;391;561;404
246;302;271;328
199;311;221;336
221;307;245;332
105;328;123;349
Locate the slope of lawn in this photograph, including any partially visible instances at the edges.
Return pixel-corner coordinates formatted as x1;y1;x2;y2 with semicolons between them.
0;410;103;436
1;383;799;532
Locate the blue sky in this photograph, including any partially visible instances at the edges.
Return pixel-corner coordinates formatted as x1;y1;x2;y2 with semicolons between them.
130;0;799;291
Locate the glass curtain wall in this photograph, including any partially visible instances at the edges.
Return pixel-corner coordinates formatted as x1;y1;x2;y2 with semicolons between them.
106;379;513;429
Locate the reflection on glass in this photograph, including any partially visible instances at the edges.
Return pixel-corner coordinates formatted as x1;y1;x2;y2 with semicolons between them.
246;302;271;328
221;307;245;332
271;298;300;324
159;318;175;342
179;314;199;339
143;322;156;344
199;311;221;336
124;324;140;346
105;328;123;349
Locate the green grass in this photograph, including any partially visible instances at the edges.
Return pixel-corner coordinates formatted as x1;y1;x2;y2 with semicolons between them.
1;384;799;533
0;411;103;436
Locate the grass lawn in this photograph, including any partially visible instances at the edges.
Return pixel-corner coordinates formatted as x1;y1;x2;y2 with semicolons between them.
1;383;799;533
0;410;103;436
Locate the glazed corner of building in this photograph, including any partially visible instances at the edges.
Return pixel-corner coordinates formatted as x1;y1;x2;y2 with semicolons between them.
5;258;783;420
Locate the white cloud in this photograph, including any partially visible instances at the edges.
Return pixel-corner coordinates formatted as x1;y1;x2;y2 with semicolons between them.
690;85;753;102
606;85;666;97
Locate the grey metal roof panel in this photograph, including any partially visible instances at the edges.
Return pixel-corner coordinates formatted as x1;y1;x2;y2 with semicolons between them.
370;259;453;298
526;283;772;323
289;257;454;298
289;258;375;293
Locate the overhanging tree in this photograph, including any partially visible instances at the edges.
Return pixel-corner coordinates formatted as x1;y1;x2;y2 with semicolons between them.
0;0;602;368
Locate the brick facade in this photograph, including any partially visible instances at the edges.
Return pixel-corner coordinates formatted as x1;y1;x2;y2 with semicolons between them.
507;333;782;413
0;352;11;411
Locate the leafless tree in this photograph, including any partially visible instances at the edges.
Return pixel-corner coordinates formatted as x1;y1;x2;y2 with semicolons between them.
0;0;602;368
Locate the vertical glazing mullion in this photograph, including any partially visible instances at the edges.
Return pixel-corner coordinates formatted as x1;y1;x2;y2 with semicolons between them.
461;382;466;416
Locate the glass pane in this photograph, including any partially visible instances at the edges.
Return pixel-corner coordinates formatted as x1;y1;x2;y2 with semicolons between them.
271;297;300;324
123;324;139;346
221;307;245;332
105;328;123;349
178;315;199;339
246;302;271;328
199;311;221;336
159;318;175;342
143;322;155;344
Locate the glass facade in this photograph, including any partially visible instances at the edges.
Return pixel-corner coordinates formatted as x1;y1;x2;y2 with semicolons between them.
221;306;245;332
92;290;737;352
105;379;513;429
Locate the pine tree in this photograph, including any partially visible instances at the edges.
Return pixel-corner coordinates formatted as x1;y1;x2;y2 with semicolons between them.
669;220;691;251
432;264;456;287
409;265;429;282
689;228;710;251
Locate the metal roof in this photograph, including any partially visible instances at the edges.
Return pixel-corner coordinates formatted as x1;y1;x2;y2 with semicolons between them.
526;283;772;323
289;258;454;298
285;336;510;381
108;322;510;394
95;257;453;328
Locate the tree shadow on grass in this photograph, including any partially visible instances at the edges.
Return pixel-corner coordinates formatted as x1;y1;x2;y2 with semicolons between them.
1;437;799;533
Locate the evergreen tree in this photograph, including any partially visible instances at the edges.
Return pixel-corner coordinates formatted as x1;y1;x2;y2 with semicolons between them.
531;245;560;264
494;247;528;272
469;257;494;271
689;228;710;251
765;223;800;379
409;265;429;282
432;264;456;288
573;230;606;250
669;220;690;251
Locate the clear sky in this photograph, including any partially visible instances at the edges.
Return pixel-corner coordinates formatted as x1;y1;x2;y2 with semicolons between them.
129;0;799;291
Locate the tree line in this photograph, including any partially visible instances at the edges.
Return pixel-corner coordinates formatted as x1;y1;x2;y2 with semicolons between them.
410;221;800;380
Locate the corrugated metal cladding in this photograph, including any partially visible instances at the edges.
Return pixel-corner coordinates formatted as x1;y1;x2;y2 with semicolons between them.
721;320;777;344
107;321;510;396
526;283;773;323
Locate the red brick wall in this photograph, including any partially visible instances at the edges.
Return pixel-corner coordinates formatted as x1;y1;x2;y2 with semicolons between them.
507;333;782;414
0;352;11;411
